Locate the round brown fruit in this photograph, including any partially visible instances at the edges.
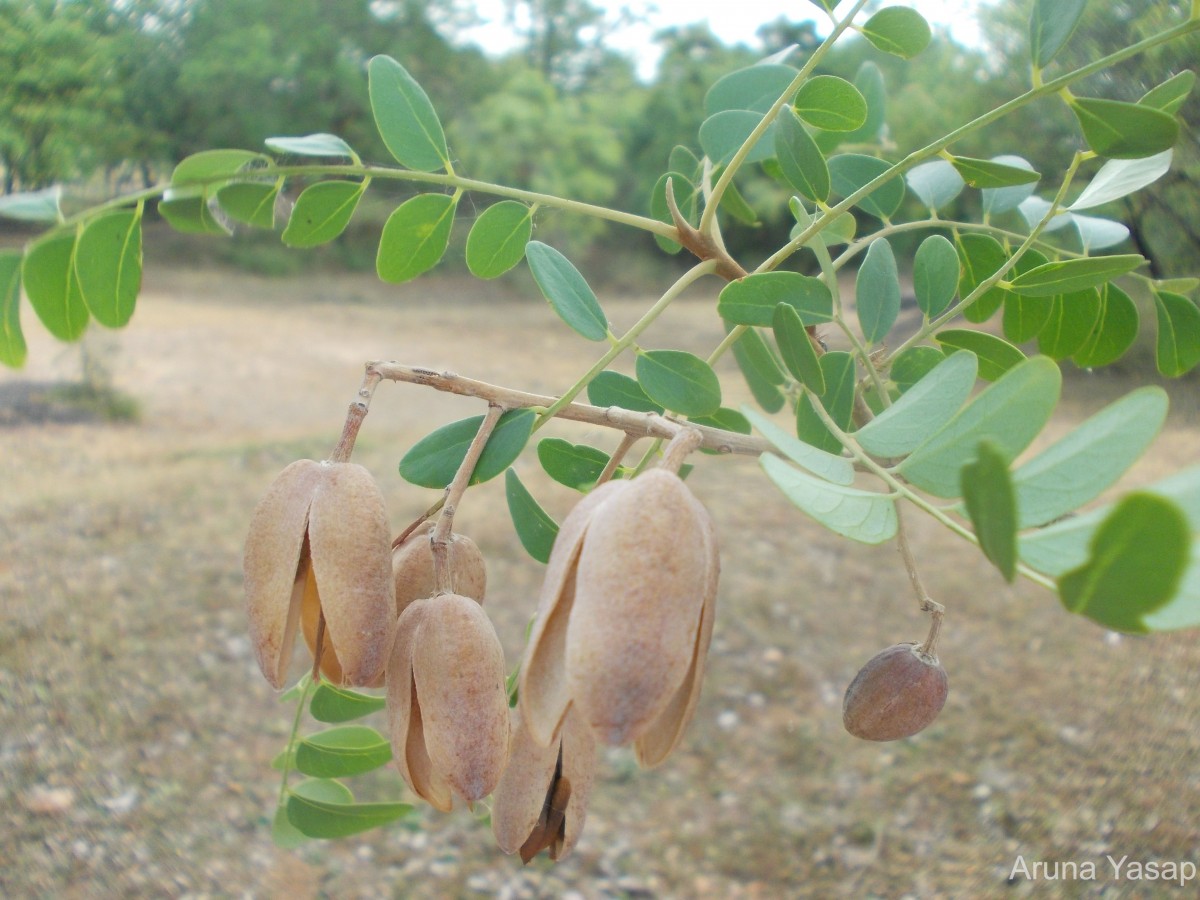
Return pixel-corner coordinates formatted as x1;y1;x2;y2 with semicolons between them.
842;642;948;741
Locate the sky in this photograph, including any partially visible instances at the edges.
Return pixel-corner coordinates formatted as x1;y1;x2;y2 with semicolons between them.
455;0;993;80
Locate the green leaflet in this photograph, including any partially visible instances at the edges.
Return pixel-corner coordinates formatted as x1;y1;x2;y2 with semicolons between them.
772;303;824;394
948;155;1040;189
761;453;897;544
898;356;1061;498
466;201;533;278
1070;97;1180;160
22;231;89;341
956;233;1009;323
936;330;1026;382
795;351;855;454
538;438;615;491
912;234;959;318
775;107;829;203
217;182;279;229
1153;291;1200;377
505;469;559;564
961;441;1018;582
890;346;945;393
1059;493;1190;633
1036;289;1103;360
1012;386;1168;529
586;370;663;413
525;241;609;342
856;237;901;344
1029;0;1086;68
309;684;387;724
294;726;392;779
793;76;866;132
636;350;722;417
282;181;366;248
368;55;449;171
855;351;978;458
860;7;931;59
905;160;964;211
699;110;777;166
729;325;786;413
828;154;905;220
272;778;354;849
171;149;265;185
377;193;458;284
400;410;536;489
286;792;412;840
74;209;142;328
265;133;356;159
718;271;832;328
1007;255;1145;297
1073;283;1138;368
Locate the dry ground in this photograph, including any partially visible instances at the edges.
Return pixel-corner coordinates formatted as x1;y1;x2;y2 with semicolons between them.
2;260;1199;899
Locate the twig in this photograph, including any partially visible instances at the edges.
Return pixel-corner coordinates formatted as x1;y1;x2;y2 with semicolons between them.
366;361;772;457
597;432;640;485
661;427;703;474
895;505;945;658
328;366;383;463
431;404;505;593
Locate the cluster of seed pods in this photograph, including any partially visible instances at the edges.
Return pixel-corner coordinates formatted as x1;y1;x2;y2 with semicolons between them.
242;430;720;862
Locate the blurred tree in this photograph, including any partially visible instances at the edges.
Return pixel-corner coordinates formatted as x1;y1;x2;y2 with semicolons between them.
0;0;128;191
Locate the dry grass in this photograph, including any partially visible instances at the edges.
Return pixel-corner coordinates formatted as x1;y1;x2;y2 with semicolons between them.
2;262;1198;899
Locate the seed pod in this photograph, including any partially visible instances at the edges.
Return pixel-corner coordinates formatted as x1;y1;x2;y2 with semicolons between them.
519;468;719;763
842;642;949;741
492;705;595;864
244;460;395;689
392;521;487;617
386;593;511;811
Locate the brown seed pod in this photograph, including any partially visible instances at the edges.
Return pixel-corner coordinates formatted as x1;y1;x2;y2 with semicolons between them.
386;593;511;811
243;459;394;689
392;521;487;617
842;642;948;742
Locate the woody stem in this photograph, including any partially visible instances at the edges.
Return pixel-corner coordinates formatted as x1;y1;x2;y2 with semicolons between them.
431;403;505;594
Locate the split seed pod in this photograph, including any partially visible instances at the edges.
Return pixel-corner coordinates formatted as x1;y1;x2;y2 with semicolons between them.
520;468;719;765
386;593;511;811
392;521;487;617
492;705;595;864
243;459;394;689
842;642;949;741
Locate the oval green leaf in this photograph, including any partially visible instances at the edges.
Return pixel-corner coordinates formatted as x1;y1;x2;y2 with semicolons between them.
286;792;412;840
1070;97;1180;160
913;234;959;318
729;325;786;413
793;75;866;132
1073;282;1138;368
377;192;457;284
282;181;365;248
828;154;905;219
586;370;663;413
23;231;88;341
961;441;1017;582
272;778;354;849
699;110;777;166
772;302;825;394
1140;71;1196;115
762;453;897;543
1153;291;1200;377
217;182;279;229
981;155;1039;215
171;149;265;185
505;469;559;564
796;351;856;454
718;271;833;328
1069;150;1172;211
1008;254;1144;297
891;345;945;393
775;107;829;202
0;251;25;368
898;356;1061;498
525;241;609;342
265;133;355;159
636;349;721;417
538;438;613;491
856;351;978;458
158;192;226;235
936;329;1026;381
705;64;799;116
906;160;964;211
840;62;886;146
861;7;931;59
957;234;1010;323
75;210;142;329
309;683;387;724
0;187;61;223
1059;493;1190;633
1030;0;1086;68
367;55;448;172
949;155;1040;189
295;725;392;779
1036;289;1103;360
856;237;900;344
466;201;533;279
399;409;536;489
